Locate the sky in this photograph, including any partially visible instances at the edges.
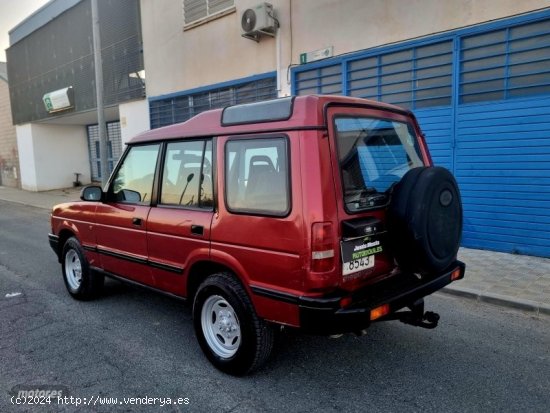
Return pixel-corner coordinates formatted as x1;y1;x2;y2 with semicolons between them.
0;0;50;62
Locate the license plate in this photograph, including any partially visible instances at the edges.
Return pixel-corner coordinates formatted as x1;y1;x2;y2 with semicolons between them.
341;236;383;276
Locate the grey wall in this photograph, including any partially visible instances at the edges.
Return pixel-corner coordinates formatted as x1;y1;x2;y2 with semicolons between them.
6;0;144;125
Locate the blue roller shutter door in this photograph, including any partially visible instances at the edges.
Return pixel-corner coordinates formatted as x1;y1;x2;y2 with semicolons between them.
455;97;550;256
456;20;550;257
293;12;550;257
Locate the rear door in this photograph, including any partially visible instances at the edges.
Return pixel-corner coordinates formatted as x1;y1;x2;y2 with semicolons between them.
146;139;214;296
326;106;429;286
210;134;305;296
94;143;161;287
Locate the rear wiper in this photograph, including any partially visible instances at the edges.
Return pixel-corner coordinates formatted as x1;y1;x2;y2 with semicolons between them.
345;187;377;197
345;188;387;209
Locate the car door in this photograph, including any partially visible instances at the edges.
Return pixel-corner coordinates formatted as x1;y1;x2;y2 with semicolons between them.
146;139;214;296
210;135;305;295
94;143;161;287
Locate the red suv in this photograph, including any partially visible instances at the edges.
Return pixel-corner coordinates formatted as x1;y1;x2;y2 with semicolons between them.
49;95;465;375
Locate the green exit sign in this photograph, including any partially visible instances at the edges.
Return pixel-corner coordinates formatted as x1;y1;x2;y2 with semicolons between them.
43;96;54;111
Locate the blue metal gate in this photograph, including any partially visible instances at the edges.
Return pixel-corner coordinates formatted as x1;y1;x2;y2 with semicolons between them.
293;10;550;257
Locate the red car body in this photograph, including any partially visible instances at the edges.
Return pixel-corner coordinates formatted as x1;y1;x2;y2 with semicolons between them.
49;95;464;374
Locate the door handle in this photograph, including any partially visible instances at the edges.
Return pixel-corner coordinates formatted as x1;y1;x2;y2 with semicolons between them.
191;225;204;236
132;217;142;226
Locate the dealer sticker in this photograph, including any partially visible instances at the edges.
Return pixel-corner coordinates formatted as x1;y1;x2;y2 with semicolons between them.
341;237;383;276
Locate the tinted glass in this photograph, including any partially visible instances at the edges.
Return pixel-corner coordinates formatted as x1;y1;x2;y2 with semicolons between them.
111;144;160;204
225;138;289;215
161;140;213;208
335;117;423;212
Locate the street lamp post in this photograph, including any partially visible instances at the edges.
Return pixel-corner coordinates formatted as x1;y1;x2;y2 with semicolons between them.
91;0;109;188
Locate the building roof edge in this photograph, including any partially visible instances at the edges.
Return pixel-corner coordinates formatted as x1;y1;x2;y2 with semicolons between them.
8;0;81;46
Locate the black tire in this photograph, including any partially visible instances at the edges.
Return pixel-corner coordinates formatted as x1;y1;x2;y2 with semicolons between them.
61;237;104;300
192;272;274;376
388;166;463;274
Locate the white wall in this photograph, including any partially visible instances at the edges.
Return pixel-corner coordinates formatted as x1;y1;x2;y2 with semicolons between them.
16;123;91;191
141;0;549;98
119;99;150;145
290;0;550;63
141;0;284;97
15;124;37;190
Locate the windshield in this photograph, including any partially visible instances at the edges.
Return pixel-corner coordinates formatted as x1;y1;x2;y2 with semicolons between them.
334;116;424;212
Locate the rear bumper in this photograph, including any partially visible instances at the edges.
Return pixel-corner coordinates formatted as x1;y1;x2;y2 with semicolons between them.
298;261;465;334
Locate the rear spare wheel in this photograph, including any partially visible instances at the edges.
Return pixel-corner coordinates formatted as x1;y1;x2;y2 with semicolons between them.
387;166;463;274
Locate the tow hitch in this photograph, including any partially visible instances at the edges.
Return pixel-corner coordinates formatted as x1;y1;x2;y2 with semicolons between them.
385;299;440;329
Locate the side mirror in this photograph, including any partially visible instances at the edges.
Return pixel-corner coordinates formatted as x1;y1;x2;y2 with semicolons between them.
120;189;142;203
80;185;103;201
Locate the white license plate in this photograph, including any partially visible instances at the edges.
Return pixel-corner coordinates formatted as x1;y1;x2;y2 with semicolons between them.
342;254;375;276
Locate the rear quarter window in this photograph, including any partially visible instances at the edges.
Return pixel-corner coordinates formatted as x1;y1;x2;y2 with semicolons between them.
225;137;290;216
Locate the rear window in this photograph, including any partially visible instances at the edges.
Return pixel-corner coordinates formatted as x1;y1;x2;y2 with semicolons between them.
334;116;424;212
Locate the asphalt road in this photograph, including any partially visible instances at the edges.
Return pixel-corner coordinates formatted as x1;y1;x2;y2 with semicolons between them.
0;200;549;413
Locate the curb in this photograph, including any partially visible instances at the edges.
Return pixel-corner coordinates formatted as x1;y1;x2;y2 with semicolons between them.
440;286;550;316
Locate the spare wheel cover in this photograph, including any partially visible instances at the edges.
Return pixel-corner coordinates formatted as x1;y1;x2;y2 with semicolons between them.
389;166;463;274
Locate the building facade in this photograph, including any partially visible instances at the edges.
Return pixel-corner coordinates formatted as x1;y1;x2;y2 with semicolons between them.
0;62;20;188
7;0;147;190
8;0;550;257
138;0;550;258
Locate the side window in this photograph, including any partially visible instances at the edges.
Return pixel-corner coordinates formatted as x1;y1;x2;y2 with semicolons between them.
111;144;160;204
225;137;290;216
160;140;213;208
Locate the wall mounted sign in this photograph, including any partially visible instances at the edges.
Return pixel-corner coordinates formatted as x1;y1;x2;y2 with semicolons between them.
300;46;334;64
43;87;74;113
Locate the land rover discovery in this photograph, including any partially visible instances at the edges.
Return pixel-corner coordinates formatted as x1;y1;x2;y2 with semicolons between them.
49;95;465;375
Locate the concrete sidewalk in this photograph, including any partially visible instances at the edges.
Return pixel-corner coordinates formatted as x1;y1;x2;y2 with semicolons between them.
0;185;83;210
1;185;549;316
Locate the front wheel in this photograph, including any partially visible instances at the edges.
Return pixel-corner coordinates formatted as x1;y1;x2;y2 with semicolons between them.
192;273;274;375
62;237;104;300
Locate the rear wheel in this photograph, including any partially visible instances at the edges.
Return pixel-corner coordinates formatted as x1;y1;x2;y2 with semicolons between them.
62;237;104;300
193;272;274;375
201;295;242;358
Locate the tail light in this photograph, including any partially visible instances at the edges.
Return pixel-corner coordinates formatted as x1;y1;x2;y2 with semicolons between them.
451;267;463;281
311;222;335;272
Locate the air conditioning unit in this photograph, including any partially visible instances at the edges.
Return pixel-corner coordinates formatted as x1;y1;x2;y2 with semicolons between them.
241;2;277;42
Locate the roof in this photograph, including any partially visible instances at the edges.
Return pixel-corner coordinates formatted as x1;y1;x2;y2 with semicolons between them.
0;62;7;82
130;95;408;144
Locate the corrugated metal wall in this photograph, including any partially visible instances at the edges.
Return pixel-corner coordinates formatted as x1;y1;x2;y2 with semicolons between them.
415;108;454;171
455;96;550;256
293;10;550;258
149;74;277;129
